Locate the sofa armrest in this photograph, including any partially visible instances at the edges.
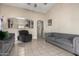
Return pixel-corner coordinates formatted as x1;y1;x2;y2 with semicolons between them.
73;37;79;54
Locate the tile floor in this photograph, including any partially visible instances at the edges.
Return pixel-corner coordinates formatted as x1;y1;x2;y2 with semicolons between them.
10;39;74;56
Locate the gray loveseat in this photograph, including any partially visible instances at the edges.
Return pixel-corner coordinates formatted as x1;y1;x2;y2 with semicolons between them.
45;32;79;55
0;33;15;56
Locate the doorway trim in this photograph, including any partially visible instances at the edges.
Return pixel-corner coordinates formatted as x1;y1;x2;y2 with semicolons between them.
37;20;44;39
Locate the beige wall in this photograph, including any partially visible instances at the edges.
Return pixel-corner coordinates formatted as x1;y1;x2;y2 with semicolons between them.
45;3;79;35
0;5;1;15
0;5;46;39
1;4;79;40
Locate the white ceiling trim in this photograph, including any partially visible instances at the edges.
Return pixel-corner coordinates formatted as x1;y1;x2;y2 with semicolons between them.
2;3;55;13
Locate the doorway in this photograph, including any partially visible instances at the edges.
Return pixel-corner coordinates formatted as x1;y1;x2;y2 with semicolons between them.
37;20;44;39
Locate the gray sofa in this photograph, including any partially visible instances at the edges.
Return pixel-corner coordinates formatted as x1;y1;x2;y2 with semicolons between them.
0;33;15;56
45;32;79;55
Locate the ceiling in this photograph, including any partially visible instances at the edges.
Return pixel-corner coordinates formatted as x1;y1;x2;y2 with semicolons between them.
2;3;55;13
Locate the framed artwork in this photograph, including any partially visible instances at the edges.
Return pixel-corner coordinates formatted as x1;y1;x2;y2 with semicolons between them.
8;18;13;28
48;19;52;26
0;16;3;30
25;20;34;28
25;20;30;28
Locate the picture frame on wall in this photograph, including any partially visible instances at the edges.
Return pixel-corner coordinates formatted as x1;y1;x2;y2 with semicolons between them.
8;18;13;28
48;19;52;26
25;20;30;28
25;19;34;28
0;16;3;30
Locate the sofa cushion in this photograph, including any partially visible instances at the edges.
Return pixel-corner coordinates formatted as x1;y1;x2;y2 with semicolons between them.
53;33;74;40
47;37;55;41
19;30;29;35
0;31;9;40
47;33;54;37
56;38;73;47
53;33;64;38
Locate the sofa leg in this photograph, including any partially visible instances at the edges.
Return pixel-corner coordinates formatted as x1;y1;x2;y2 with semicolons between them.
74;54;78;56
45;40;47;42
